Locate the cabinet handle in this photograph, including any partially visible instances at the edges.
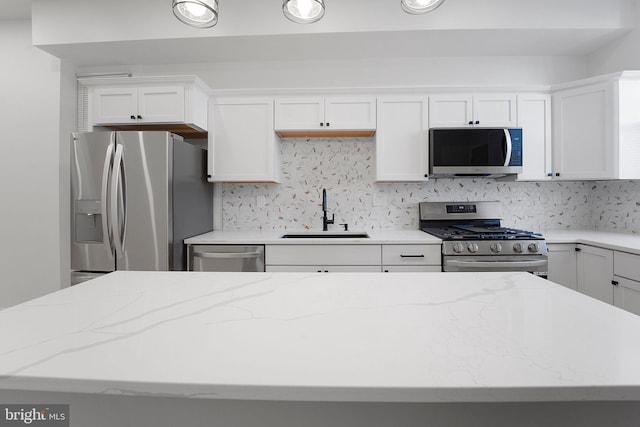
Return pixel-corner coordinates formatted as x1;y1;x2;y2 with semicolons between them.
324;270;329;273
326;122;330;127
547;173;553;177
130;115;136;120
612;280;619;286
475;120;480;125
400;254;425;258
468;121;473;125
555;173;560;177
384;269;389;273
137;115;142;120
575;247;581;252
317;270;322;273
320;122;324;127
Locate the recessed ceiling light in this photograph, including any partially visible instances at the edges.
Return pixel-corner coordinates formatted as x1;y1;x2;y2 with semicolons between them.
282;0;325;24
172;0;219;28
401;0;445;14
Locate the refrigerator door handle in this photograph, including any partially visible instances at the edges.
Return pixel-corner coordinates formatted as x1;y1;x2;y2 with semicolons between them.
111;143;128;258
101;143;115;252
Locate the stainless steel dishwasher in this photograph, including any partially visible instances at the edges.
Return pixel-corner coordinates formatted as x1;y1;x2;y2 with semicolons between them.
187;245;265;272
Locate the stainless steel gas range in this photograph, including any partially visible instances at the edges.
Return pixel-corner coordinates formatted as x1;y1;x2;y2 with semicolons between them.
419;201;548;275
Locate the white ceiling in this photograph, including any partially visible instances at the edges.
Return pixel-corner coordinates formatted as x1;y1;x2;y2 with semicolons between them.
25;0;639;67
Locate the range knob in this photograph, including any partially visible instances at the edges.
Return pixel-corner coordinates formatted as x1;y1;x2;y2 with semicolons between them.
490;242;503;253
467;243;479;253
513;242;524;253
528;243;540;253
452;242;465;253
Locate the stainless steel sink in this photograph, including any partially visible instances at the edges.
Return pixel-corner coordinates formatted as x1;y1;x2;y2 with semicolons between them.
280;232;370;239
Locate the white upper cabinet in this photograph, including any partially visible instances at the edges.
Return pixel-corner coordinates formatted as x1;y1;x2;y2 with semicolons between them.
94;86;185;124
208;97;280;183
552;81;614;180
551;71;640;180
516;94;552;181
375;96;429;182
86;76;209;132
429;94;517;128
275;96;376;137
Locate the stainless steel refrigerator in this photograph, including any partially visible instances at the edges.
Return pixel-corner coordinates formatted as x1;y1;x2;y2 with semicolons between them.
71;131;212;284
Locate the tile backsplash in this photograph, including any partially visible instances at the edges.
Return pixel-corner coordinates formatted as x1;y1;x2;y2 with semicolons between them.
221;138;638;233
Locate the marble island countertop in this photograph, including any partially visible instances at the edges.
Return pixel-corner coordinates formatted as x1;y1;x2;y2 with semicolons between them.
185;229;442;245
2;271;640;403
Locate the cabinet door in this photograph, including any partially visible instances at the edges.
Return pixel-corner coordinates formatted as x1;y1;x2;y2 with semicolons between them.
375;96;429;181
210;98;280;182
472;94;517;127
576;244;614;304
324;97;376;130
274;97;324;130
429;95;473;127
137;86;185;123
613;276;640;316
92;87;138;125
516;94;552;181
547;244;577;290
552;82;615;180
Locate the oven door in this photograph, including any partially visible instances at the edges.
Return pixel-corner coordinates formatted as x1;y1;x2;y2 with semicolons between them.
443;255;547;274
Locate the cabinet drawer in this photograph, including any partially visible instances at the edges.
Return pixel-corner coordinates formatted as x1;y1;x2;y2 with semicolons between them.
382;245;441;265
266;265;381;272
266;245;381;266
614;251;640;282
383;265;441;272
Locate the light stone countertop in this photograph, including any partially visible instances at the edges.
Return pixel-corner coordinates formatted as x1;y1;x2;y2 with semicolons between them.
2;270;640;403
543;229;640;255
185;229;442;245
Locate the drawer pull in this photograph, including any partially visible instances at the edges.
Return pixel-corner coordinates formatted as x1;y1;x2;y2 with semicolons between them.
400;254;425;258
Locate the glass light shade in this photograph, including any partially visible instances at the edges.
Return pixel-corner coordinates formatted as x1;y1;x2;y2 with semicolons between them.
401;0;445;14
172;0;219;28
283;0;325;24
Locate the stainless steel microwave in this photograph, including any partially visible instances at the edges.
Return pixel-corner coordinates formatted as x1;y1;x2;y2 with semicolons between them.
429;128;523;177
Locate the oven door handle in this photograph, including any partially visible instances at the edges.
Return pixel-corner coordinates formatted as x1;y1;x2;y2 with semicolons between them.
445;259;547;269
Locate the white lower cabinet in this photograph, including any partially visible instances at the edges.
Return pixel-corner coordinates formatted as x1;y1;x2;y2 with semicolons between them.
265;245;382;272
613;251;640;316
576;244;614;304
547;244;577;289
382;244;441;272
266;265;381;273
264;243;442;272
553;243;640;316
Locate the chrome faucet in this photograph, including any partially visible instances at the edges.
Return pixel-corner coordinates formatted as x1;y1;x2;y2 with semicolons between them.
322;188;334;231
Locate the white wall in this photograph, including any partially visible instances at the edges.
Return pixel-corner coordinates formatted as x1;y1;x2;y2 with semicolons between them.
588;0;640;75
0;21;65;308
81;55;587;90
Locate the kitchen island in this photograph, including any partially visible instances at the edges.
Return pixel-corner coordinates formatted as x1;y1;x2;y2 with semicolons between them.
2;271;640;426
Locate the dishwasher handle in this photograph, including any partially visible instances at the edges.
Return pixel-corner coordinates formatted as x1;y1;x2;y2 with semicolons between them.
192;251;263;259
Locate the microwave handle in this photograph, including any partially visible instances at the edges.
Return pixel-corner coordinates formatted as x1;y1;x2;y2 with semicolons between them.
503;129;512;167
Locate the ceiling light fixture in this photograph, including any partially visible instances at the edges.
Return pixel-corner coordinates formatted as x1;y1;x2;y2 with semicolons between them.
401;0;445;14
282;0;325;24
172;0;219;28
